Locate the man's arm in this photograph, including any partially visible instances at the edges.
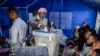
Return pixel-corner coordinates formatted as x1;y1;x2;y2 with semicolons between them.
28;18;44;29
10;26;19;45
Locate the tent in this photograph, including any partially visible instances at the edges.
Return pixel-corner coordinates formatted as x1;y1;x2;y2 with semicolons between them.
0;0;99;38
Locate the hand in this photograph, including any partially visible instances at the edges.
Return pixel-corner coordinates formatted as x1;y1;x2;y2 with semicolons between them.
44;26;50;32
38;23;43;28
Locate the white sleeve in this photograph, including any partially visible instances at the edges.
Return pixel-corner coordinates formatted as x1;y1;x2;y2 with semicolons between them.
10;26;19;44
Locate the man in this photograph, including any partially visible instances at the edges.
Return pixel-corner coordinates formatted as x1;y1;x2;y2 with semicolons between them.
29;10;38;34
8;7;27;52
87;33;100;56
79;28;96;56
77;22;90;51
29;8;49;32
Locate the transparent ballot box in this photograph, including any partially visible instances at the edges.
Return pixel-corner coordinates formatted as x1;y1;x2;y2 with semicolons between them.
33;29;62;56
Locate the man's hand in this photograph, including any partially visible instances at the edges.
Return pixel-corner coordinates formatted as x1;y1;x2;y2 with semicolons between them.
38;23;43;28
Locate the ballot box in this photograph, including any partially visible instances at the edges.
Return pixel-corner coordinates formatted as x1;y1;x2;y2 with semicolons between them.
15;46;49;56
33;29;62;56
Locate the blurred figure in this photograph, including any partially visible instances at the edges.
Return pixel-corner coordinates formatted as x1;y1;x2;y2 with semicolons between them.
50;22;56;29
62;42;75;56
80;28;96;56
77;22;90;51
26;34;35;46
29;8;49;31
32;10;38;17
87;33;100;56
74;22;91;56
29;10;38;34
87;34;100;50
8;7;27;53
73;26;80;39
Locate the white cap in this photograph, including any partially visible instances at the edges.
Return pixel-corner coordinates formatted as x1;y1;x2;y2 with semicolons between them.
75;26;80;29
38;8;47;13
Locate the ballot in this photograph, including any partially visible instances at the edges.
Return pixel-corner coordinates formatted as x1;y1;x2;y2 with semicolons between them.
33;29;62;56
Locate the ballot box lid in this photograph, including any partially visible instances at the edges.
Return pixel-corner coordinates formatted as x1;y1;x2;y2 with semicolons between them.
33;29;62;37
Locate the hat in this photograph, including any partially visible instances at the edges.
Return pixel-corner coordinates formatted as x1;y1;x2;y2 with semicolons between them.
75;26;80;29
38;8;47;13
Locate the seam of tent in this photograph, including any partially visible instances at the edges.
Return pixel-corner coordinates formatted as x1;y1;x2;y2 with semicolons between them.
27;0;38;8
0;0;7;6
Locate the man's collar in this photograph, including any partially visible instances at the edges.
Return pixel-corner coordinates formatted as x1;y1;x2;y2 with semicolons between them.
37;15;46;20
13;17;21;23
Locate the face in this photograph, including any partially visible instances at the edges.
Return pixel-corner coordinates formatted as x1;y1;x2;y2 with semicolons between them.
8;11;18;20
82;23;87;27
87;35;95;46
38;12;46;18
85;31;91;39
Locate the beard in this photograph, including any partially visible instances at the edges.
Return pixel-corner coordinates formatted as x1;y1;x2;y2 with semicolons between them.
86;43;93;47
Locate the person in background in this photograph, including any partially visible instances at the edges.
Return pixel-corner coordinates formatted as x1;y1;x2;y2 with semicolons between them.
62;41;75;56
79;28;96;56
32;10;38;17
87;33;100;56
50;22;56;29
73;26;80;39
29;10;38;34
29;8;49;31
77;22;90;51
8;7;27;53
73;22;90;56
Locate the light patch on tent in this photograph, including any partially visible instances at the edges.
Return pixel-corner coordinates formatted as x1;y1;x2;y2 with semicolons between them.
61;12;72;29
49;12;60;28
49;12;72;29
95;12;100;33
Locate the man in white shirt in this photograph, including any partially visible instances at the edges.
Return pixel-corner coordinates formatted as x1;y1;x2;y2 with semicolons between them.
8;7;27;52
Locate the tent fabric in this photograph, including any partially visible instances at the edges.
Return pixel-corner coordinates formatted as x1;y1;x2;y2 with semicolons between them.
0;0;97;38
28;0;97;38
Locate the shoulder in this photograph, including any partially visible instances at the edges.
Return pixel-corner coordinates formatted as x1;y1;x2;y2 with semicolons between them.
14;18;27;27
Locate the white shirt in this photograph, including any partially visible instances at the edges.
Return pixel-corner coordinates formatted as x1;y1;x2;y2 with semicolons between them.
9;17;27;52
37;15;48;26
